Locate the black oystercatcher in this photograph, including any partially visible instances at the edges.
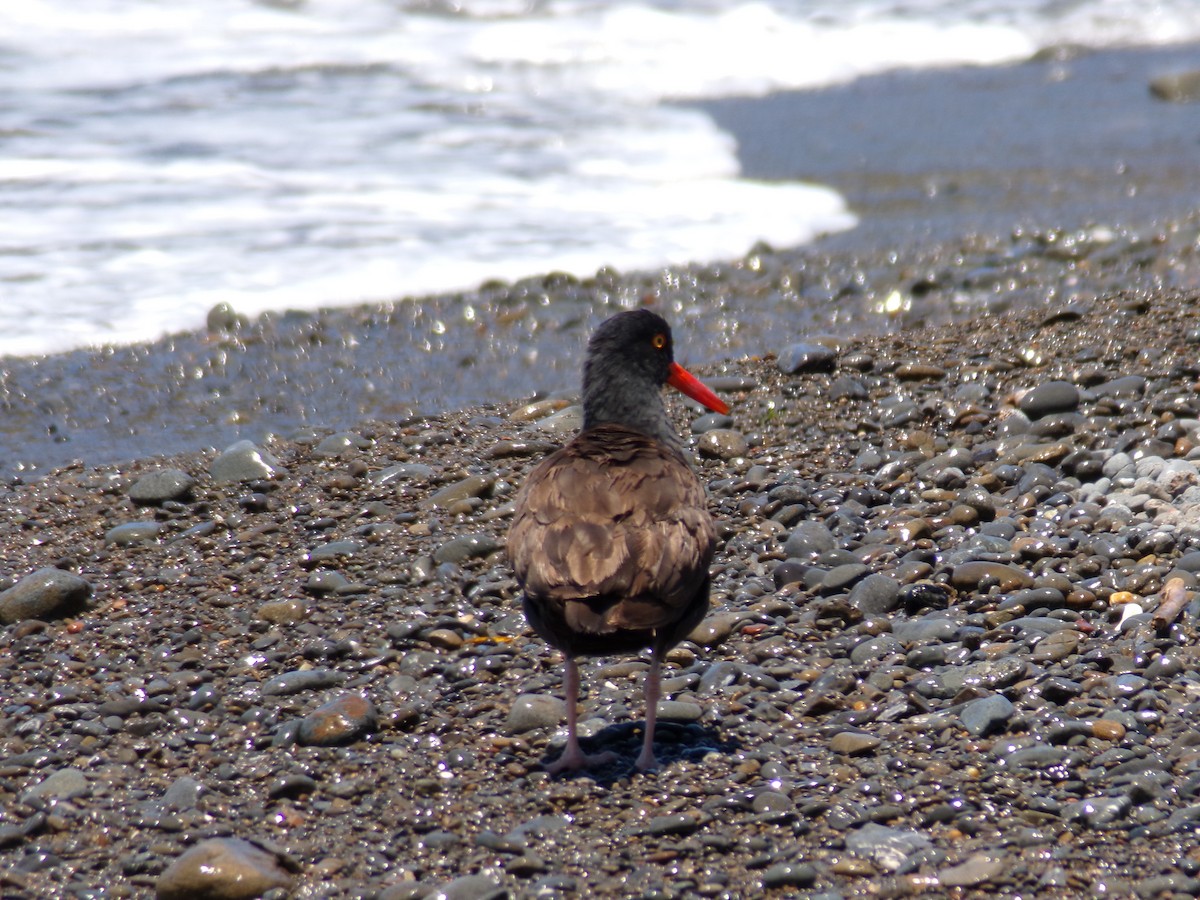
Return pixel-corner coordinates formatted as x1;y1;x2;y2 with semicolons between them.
507;310;729;772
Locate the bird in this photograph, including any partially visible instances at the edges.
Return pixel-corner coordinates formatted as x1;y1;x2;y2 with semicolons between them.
507;309;729;773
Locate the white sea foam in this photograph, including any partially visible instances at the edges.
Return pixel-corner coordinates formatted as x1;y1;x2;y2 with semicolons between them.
1;0;1198;356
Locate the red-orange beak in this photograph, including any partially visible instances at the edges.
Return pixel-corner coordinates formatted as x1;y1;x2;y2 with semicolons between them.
667;362;730;415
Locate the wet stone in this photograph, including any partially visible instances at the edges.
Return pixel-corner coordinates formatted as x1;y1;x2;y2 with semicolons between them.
848;573;901;614
951;561;1033;591
1019;380;1080;418
421;474;494;510
829;731;882;755
430;874;507;900
161;776;204;810
0;568;91;624
687;611;741;647
314;431;372;457
761;863;817;889
21;767;89;803
434;533;503;564
1032;628;1082;663
262;669;347;696
773;560;809;589
784;521;836;559
306;539;365;563
939;854;1007;887
777;341;836;374
691;412;734;433
305;571;350;594
696;428;748;460
960;694;1014;737
845;823;933;872
156;837;295;900
129;468;195;504
821;563;869;592
104;521;162;547
507;695;564;734
530;406;582;435
371;463;435;485
210;440;286;483
296;693;377;747
657;700;703;722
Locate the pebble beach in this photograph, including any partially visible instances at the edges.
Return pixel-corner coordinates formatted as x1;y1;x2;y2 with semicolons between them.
7;248;1200;897
5;45;1200;900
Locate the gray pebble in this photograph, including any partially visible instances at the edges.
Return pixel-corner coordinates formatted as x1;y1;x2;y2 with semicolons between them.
657;700;703;722
262;669;347;696
129;468;195;503
845;823;932;872
507;694;564;733
784;521;835;559
429;874;507;900
210;440;286;483
761;863;817;889
530;405;582;435
104;521;162;547
434;533;502;564
959;694;1014;737
848;573;901;614
21;767;89;803
1019;380;1080;418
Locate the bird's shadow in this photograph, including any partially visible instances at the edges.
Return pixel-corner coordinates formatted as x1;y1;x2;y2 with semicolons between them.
540;721;740;783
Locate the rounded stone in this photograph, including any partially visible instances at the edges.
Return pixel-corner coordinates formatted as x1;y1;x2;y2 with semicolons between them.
156;837;295;900
696;428;749;460
762;863;817;889
129;468;196;504
783;522;836;559
21;767;89;803
848;573;902;614
1018;381;1080;419
951;561;1033;591
210;440;285;483
959;694;1014;737
422;475;494;510
829;731;882;755
507;694;564;734
0;568;92;624
434;533;503;565
104;521;162;547
257;598;308;625
296;693;377;746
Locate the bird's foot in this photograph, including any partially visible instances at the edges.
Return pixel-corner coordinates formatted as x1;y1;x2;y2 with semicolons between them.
634;748;659;772
545;746;617;775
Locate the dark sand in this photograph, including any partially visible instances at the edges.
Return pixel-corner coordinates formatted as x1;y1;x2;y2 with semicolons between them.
698;41;1200;249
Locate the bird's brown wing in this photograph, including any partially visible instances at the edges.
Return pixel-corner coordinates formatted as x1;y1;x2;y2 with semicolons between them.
508;423;715;650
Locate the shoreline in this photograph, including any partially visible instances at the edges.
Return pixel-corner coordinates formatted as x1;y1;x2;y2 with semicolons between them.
1;42;1198;481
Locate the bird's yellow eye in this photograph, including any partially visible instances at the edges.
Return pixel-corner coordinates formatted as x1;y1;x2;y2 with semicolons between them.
652;333;667;350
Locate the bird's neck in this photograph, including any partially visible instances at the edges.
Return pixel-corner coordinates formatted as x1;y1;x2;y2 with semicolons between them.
583;382;682;452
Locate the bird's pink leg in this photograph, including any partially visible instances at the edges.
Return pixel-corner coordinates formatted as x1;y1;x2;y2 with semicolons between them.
635;654;662;771
546;656;615;774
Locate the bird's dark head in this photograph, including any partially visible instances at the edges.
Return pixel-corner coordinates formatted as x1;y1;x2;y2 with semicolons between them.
585;309;675;392
581;309;726;443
